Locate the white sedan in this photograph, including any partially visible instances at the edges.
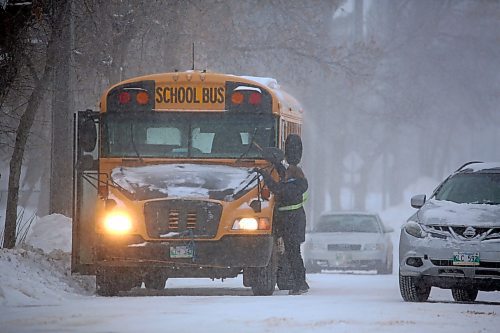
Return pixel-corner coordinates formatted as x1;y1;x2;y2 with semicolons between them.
303;212;393;274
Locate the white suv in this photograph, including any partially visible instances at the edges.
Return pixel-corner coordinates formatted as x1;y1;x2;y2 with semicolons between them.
399;162;500;302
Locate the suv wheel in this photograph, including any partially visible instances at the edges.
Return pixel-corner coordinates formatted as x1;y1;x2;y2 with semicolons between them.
451;288;478;302
399;272;431;302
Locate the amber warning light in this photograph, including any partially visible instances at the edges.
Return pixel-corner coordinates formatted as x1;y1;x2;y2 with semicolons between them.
231;86;262;106
118;89;150;106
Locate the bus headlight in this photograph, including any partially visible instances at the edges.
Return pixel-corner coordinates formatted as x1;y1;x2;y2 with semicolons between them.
232;217;270;230
103;211;133;234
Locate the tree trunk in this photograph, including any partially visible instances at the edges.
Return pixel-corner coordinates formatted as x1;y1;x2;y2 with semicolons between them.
3;1;68;248
50;1;72;216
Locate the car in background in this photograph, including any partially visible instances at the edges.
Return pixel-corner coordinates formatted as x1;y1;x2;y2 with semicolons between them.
399;161;500;302
303;212;394;274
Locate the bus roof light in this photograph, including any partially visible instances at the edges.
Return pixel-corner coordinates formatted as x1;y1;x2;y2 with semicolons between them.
249;92;262;105
136;91;149;105
118;91;131;104
231;92;244;105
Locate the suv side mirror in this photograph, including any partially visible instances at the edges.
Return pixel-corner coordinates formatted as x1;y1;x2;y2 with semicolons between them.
384;226;394;233
411;194;426;209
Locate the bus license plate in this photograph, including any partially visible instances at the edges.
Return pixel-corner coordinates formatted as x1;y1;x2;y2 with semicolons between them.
170;245;194;258
453;252;479;266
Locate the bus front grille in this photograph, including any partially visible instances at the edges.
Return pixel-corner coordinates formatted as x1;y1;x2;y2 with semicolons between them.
144;200;222;239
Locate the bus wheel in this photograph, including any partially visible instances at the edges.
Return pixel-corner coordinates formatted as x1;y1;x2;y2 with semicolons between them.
96;267;121;296
144;269;168;290
249;244;277;296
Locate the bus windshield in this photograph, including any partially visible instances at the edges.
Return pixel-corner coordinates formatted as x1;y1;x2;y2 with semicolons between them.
102;112;277;158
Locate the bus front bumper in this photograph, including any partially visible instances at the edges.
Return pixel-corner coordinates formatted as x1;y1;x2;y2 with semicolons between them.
96;234;273;269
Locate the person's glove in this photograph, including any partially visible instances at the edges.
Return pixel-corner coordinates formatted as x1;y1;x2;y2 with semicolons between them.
254;168;273;184
251;167;262;174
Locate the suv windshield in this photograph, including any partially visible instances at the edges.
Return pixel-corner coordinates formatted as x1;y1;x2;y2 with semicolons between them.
102;112;277;158
434;172;500;204
314;215;381;233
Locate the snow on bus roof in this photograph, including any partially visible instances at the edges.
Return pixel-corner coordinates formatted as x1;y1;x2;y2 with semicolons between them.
241;76;280;89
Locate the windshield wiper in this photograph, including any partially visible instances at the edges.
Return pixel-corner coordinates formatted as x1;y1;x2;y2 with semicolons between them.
130;124;144;163
236;127;259;163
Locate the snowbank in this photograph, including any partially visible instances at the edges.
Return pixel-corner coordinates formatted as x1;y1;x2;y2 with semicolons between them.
0;214;92;306
25;214;72;253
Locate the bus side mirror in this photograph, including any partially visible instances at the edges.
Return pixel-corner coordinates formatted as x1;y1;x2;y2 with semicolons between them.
76;154;96;171
250;199;261;213
78;118;97;153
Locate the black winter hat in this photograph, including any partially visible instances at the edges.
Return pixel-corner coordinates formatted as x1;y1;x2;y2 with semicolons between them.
285;134;302;165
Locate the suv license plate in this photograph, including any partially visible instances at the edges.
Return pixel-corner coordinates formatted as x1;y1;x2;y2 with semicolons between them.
170;245;194;258
453;252;480;266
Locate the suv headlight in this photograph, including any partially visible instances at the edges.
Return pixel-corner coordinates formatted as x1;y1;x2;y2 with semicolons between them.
404;221;427;238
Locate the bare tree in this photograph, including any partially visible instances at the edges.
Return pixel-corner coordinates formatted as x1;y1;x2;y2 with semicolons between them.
3;0;69;248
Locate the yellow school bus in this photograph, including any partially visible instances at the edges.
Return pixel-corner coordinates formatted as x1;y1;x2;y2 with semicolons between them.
72;71;303;296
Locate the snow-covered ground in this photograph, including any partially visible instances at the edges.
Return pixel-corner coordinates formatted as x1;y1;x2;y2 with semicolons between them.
1;205;499;333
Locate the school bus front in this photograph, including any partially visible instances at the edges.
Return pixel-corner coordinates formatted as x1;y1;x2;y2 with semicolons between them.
73;71;301;296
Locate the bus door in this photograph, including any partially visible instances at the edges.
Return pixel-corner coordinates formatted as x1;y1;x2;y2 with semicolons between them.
72;110;99;274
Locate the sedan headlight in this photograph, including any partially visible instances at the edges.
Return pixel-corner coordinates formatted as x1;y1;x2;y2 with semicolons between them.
103;211;133;234
404;221;427;238
232;217;270;230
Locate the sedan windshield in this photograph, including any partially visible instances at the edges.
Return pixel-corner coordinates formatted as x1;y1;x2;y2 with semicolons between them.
102;112;277;158
434;172;500;204
314;215;381;233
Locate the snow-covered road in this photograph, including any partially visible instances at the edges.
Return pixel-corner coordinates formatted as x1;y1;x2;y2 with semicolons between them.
1;271;499;333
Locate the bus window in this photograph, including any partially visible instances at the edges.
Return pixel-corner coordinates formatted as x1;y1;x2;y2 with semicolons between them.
146;127;181;145
191;127;214;154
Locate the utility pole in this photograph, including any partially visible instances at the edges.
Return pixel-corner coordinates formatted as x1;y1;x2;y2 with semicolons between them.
49;0;73;215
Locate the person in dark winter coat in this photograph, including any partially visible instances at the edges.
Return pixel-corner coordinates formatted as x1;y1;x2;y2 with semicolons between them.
257;134;309;295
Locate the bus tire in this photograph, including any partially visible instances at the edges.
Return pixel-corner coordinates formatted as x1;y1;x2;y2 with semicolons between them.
144;269;168;290
249;242;277;296
96;267;120;297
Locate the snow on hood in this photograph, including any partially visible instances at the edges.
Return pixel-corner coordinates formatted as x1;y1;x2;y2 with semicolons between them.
418;199;500;227
111;163;258;201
